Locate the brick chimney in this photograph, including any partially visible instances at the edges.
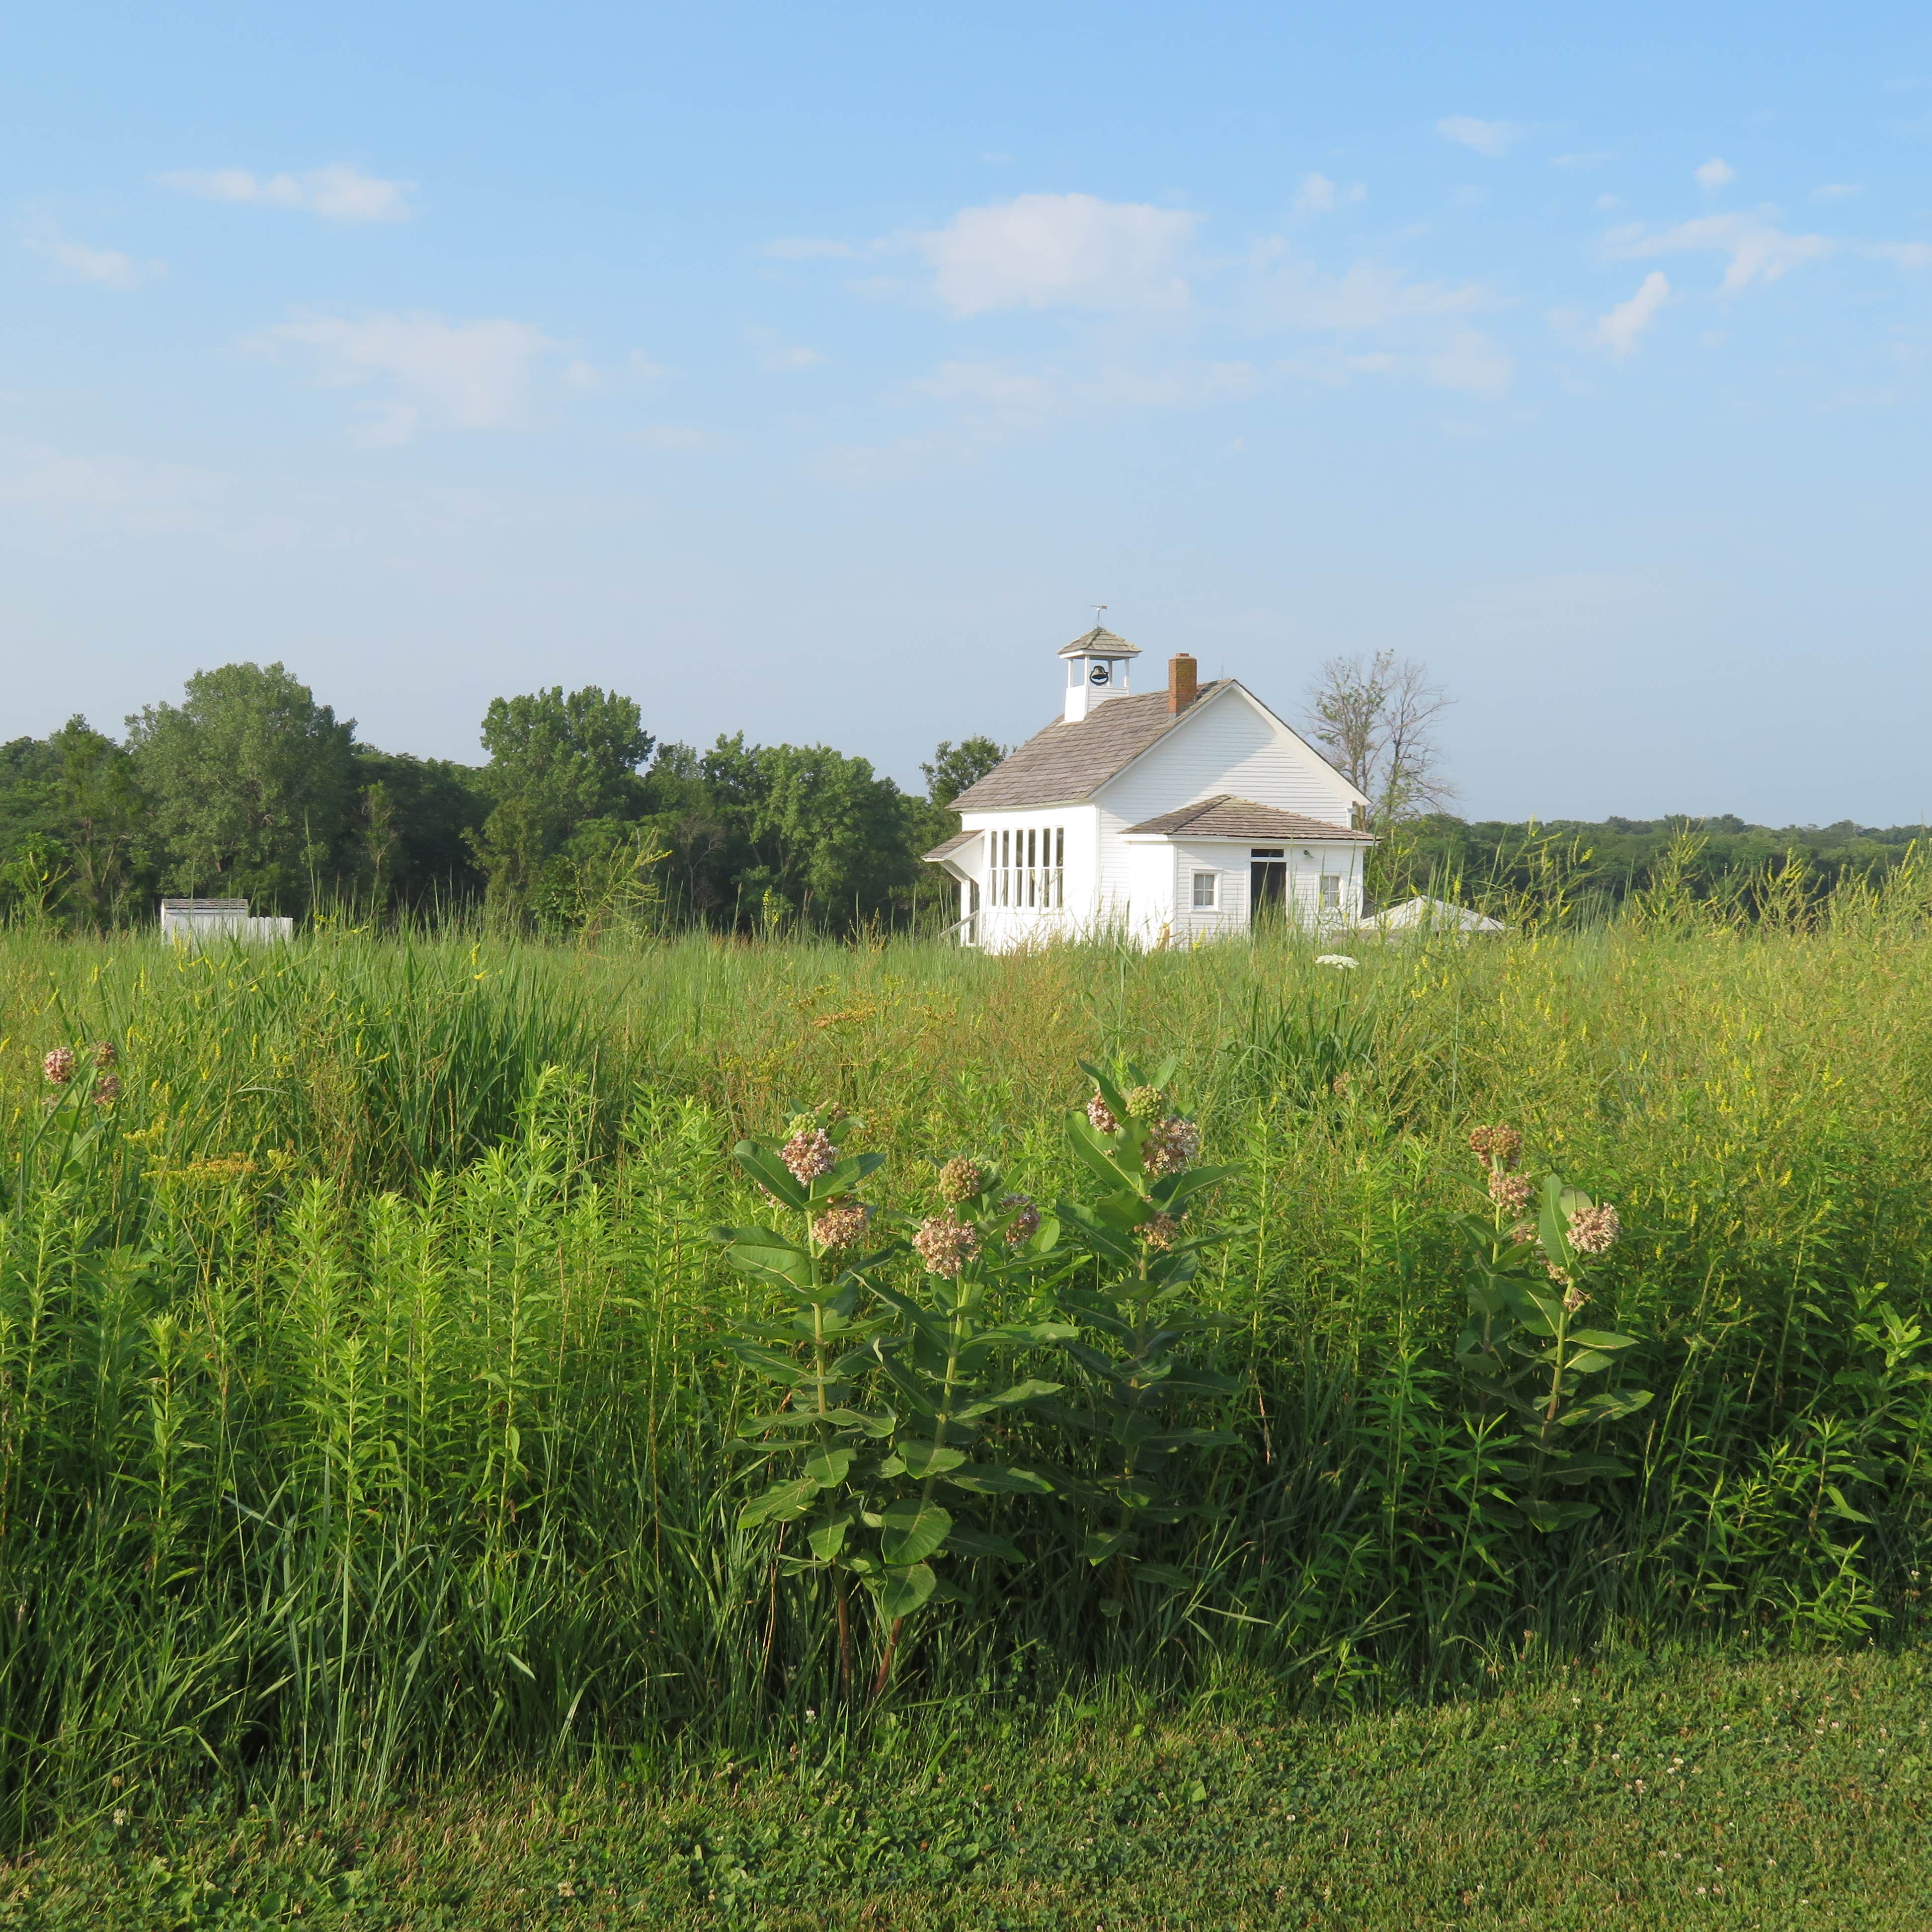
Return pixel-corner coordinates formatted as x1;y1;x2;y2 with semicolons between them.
1167;652;1198;715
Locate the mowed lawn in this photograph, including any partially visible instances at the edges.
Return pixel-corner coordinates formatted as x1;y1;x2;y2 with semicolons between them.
4;1646;1924;1931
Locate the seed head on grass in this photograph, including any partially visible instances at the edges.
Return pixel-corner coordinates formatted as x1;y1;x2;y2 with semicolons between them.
912;1215;979;1278
780;1127;837;1185
938;1157;985;1205
1086;1093;1119;1134
43;1047;76;1085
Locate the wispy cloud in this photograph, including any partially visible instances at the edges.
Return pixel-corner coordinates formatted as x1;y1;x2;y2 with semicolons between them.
1597;272;1669;356
1605;210;1833;293
1425;331;1513;392
259;310;562;444
745;326;824;372
911;193;1199;314
1436;116;1522;159
1694;157;1736;189
1810;183;1862;202
1249;245;1490;331
161;164;414;223
1293;172;1365;214
1868;241;1932;268
21;217;162;290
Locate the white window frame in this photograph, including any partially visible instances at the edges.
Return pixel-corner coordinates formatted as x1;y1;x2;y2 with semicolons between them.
1319;872;1343;910
1191;870;1218;910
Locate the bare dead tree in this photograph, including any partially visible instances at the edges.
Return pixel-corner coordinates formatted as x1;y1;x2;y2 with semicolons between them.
1305;650;1457;825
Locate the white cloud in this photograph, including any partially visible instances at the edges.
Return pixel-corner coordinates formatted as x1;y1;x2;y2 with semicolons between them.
911;193;1198;314
1597;271;1669;356
1605;211;1833;293
629;350;671;378
0;439;229;534
745;327;824;372
1293;173;1365;214
1810;183;1862;202
562;360;601;391
1595;194;1622;211
21;217;161;289
1869;241;1932;269
261;310;562;440
1425;331;1512;392
1436;117;1521;158
1695;157;1736;189
161;164;413;223
1250;246;1490;331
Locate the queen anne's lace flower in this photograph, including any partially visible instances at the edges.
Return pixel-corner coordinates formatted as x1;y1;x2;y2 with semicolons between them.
780;1127;837;1185
1567;1203;1621;1255
1000;1192;1041;1245
911;1214;980;1278
1489;1169;1535;1213
811;1202;873;1252
1143;1115;1201;1176
1085;1093;1119;1134
1142;1212;1183;1250
938;1156;984;1205
42;1048;76;1085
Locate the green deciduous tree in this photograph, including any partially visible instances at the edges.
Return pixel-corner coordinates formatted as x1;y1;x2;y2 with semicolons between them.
126;662;358;913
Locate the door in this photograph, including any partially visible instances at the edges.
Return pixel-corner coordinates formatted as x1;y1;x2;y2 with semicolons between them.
1250;850;1288;927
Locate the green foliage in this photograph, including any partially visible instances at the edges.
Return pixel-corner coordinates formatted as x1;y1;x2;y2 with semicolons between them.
125;662;358;913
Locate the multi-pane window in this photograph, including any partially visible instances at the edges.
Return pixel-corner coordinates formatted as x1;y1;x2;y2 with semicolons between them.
987;824;1065;909
1192;871;1218;909
1319;873;1343;910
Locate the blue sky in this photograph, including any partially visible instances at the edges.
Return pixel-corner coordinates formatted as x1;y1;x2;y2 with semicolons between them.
4;2;1929;822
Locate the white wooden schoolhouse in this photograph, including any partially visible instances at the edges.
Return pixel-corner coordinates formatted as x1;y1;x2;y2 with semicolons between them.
924;626;1374;951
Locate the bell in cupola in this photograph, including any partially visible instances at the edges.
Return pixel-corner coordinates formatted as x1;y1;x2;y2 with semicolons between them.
1057;624;1142;723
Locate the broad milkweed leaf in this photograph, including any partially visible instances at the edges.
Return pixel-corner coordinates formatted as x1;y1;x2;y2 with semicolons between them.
1543;1454;1633;1484
892;1442;966;1479
1567;1329;1640;1350
1083;1530;1127;1567
1067;1122;1137;1193
1519;1498;1598;1532
737;1477;818;1529
802;1446;853;1487
945;1463;1053;1495
1556;1389;1653;1426
943;1524;1024;1563
1566;1348;1616;1373
807;1516;851;1560
725;1343;807;1385
877;1562;938;1620
879;1499;952;1567
731;1146;809;1212
1129;1560;1191;1590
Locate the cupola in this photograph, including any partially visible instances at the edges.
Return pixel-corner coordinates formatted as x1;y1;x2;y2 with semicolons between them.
1057;625;1142;723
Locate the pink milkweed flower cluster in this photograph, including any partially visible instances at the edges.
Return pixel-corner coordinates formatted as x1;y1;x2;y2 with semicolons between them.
1469;1125;1524;1172
1142;1212;1183;1250
1000;1192;1041;1245
94;1042;117;1069
1086;1093;1119;1134
43;1047;76;1085
1489;1169;1535;1213
811;1202;874;1252
780;1126;838;1185
1567;1203;1621;1255
1143;1116;1200;1176
912;1214;980;1278
938;1156;985;1205
93;1074;122;1106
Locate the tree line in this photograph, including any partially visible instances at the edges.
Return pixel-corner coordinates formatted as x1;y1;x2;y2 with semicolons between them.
0;662;1006;934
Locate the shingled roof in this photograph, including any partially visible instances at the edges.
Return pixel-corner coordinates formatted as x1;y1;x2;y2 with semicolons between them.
921;828;981;864
949;682;1235;811
1122;796;1371;842
1055;624;1142;660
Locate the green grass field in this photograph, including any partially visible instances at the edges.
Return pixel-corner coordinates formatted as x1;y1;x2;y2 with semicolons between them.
1;914;1930;1917
3;1647;1924;1929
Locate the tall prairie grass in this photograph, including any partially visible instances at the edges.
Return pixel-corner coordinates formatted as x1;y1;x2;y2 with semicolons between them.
1;909;1930;1833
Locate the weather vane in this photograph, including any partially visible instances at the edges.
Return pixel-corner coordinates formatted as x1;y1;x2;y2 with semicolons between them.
1092;603;1108;627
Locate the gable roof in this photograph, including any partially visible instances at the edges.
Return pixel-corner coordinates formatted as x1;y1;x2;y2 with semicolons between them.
1122;795;1371;842
950;682;1236;811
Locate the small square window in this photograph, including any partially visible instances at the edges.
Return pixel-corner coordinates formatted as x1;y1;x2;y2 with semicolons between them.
1192;871;1218;909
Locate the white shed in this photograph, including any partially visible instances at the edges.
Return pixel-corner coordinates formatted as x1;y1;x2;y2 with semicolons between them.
925;626;1372;950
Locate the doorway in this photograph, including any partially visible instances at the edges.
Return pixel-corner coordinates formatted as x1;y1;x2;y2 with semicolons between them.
1250;848;1288;926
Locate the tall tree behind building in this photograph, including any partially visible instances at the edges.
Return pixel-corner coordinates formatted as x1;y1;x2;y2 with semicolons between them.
1303;651;1455;826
